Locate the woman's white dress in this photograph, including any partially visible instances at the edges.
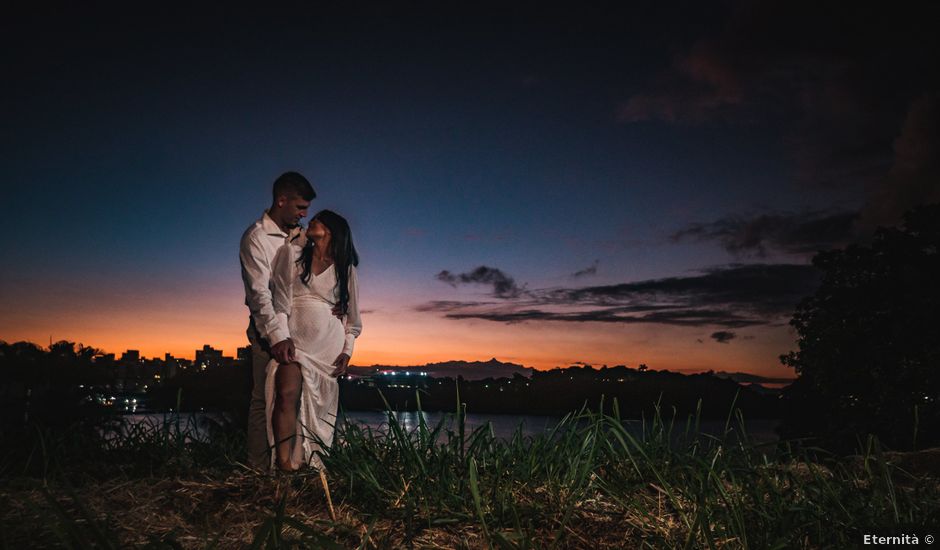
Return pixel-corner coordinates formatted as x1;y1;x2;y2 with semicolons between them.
265;243;361;470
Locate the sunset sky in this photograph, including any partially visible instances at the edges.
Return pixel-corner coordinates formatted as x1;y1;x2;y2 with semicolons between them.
2;5;938;379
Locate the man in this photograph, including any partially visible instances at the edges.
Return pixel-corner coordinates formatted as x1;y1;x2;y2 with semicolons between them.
239;171;315;469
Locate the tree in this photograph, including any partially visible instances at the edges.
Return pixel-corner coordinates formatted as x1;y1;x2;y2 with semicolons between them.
779;203;940;451
1;340;109;427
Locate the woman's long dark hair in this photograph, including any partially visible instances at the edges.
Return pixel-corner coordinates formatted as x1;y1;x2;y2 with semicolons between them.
298;210;360;315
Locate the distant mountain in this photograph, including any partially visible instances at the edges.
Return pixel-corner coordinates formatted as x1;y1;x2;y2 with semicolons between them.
347;363;796;385
712;371;795;386
348;358;533;381
742;383;784;395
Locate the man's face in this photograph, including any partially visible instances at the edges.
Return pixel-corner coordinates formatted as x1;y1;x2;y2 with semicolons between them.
277;194;311;228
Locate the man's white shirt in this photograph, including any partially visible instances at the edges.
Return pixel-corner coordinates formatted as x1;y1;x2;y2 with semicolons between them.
239;211;302;345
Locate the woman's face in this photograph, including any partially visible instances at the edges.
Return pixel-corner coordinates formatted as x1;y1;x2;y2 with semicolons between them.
306;219;331;241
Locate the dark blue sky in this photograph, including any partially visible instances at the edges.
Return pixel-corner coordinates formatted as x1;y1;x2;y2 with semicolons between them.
2;5;937;374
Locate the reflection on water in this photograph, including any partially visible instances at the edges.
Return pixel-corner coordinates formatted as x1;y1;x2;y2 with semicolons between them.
84;393;143;412
342;411;780;445
343;411;563;440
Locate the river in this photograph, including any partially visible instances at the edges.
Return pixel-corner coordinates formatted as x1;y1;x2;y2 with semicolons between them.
112;409;781;445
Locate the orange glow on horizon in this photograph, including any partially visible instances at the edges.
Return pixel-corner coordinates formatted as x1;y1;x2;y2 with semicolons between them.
1;313;798;380
1;277;799;379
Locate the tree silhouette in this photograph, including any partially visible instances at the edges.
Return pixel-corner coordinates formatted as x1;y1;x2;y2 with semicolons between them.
1;340;108;426
779;203;940;451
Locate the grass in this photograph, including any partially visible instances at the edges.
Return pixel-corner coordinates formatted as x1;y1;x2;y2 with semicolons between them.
1;391;938;548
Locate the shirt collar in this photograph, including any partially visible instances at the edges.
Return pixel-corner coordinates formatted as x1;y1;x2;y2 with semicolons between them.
261;210;302;241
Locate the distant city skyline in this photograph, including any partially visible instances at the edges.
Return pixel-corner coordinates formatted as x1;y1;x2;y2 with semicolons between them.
2;6;937;378
31;341;793;393
24;338;794;387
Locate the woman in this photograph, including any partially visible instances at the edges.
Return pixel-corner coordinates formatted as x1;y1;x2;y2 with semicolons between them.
265;209;361;471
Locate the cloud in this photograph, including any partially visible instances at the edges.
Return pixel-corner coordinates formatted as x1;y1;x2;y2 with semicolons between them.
436;266;523;298
414;300;497;312
538;263;819;316
571;260;599;279
858;95;940;233
443;307;764;328
667;95;939;254
710;331;736;344
669;96;939;251
618;42;744;124
670;209;861;257
618;1;936;195
421;262;820;328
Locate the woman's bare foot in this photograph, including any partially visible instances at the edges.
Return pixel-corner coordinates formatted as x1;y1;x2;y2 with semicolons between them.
276;459;298;472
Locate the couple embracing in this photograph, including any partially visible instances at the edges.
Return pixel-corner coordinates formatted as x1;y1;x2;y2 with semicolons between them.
239;172;362;472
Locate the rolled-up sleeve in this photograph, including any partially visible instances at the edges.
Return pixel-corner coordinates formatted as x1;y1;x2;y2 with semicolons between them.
342;265;362;356
239;232;290;345
271;244;295;341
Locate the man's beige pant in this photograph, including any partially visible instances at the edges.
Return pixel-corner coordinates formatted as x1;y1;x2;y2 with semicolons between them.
246;320;272;469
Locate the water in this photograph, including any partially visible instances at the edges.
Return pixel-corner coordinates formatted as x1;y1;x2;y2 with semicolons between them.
344;410;780;445
111;409;780;445
344;410;562;440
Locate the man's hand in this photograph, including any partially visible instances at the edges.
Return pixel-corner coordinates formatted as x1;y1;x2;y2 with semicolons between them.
331;304;345;320
331;353;350;378
271;338;295;365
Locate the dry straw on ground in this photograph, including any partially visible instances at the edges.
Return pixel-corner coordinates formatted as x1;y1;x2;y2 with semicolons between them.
2;467;678;548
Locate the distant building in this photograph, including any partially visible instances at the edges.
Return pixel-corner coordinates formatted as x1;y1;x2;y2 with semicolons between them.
163;353;180;379
237;346;250;362
119;350;142;379
372;369;431;389
195;345;223;369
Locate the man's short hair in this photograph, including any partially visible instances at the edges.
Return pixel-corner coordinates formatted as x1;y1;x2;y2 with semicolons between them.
272;171;316;201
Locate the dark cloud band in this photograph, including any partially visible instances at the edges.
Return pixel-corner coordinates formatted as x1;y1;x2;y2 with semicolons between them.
711;330;736;343
670;209;861;257
436;266;523;298
422;262;820;328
